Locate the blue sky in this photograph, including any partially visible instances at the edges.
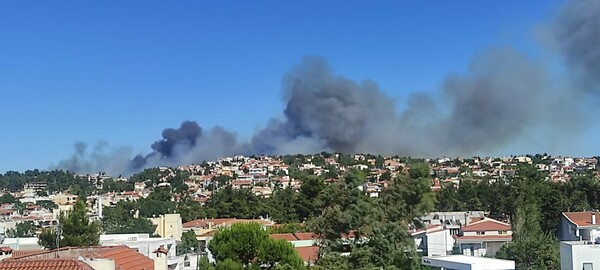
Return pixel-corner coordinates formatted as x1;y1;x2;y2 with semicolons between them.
0;1;569;172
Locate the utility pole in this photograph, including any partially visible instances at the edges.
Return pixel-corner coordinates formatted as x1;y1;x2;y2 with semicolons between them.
55;225;62;258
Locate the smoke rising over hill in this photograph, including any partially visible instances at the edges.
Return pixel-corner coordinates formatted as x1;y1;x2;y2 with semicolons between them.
56;0;600;176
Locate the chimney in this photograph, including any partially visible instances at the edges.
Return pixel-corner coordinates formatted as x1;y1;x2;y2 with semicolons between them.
593;211;597;225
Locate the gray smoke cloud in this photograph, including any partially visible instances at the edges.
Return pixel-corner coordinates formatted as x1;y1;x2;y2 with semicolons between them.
54;141;134;176
56;0;600;176
552;0;600;92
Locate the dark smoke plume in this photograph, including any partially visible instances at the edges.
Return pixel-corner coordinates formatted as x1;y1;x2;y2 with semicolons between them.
56;0;600;176
552;0;600;92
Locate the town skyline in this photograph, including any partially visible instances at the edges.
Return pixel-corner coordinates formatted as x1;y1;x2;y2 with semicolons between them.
6;0;600;173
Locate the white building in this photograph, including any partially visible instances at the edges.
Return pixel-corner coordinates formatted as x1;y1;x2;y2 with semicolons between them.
453;218;512;257
421;255;515;270
560;212;600;242
412;225;455;256
100;233;191;269
0;237;42;250
560;241;600;270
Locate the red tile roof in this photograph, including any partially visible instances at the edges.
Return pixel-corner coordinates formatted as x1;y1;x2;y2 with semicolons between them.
0;259;94;270
295;246;319;263
563;212;600;227
10;246;154;270
463;218;511;232
92;246;154;270
183;218;233;228
294;232;318;241
270;233;298;241
11;249;47;258
453;234;513;242
0;209;15;215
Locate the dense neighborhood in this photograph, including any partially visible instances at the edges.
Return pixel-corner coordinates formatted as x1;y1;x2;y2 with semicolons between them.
0;153;598;269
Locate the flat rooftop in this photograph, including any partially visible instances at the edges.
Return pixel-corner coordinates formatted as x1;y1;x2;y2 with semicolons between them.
422;255;515;270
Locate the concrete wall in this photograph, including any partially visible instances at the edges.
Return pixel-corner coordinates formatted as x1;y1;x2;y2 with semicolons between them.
83;258;116;270
426;230;454;256
150;214;183;241
100;234;177;259
560;242;600;270
560;216;580;241
561;243;575;270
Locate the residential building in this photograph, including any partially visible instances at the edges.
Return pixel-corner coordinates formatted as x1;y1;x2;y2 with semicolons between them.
51;194;78;206
560;212;600;242
1;237;42;250
150;214;183;241
560;241;600;270
100;233;183;269
0;245;157;270
412;225;454;256
421;255;515;270
453;218;512;257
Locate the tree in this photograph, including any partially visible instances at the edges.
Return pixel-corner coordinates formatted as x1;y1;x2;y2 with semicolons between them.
102;200;156;234
199;256;215;270
0;193;16;204
379;170;392;181
39;200;101;249
38;228;58;249
268;188;300;223
36;200;58;211
495;165;560;269
177;230;199;255
204;186;268;219
7;221;36;238
208;222;304;269
215;259;243;270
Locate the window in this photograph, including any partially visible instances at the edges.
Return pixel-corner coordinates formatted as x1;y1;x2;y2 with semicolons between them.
498;231;507;235
583;262;593;270
476;231;486;235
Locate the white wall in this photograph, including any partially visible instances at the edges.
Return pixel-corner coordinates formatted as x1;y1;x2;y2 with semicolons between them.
100;234;177;260
560;242;600;270
426;230;454;256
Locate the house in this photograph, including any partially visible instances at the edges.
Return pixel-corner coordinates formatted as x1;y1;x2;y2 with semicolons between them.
412;225;454;256
184;218;275;251
149;214;183;241
231;180;252;189
453;217;512;257
269;232;317;248
421;255;515;270
560;211;600;242
560;241;600;270
295;246;319;265
100;234;181;269
51;194;78;206
412;211;486;256
0;245;156;270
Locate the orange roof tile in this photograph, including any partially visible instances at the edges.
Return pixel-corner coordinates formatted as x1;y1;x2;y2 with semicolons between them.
91;245;154;270
0;259;93;270
563;212;600;227
453;234;513;242
295;246;319;263
182;218;235;228
463;219;511;232
294;232;318;241
10;246;154;270
270;234;298;241
11;249;48;258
